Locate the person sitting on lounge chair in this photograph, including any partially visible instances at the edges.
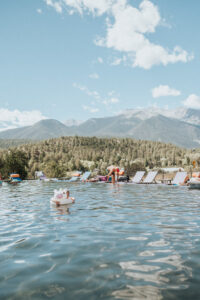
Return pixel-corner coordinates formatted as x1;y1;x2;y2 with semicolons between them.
179;175;190;186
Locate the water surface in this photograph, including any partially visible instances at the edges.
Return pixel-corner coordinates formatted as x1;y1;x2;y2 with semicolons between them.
0;181;200;299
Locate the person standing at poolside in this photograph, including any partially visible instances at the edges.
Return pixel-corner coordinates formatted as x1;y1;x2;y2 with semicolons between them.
106;166;120;183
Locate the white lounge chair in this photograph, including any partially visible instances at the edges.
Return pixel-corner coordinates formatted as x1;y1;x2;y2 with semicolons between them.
171;171;187;185
143;171;158;184
132;171;145;183
81;171;91;181
69;176;80;182
68;171;82;182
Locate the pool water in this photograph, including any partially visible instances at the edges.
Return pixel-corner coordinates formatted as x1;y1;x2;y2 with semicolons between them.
0;181;200;299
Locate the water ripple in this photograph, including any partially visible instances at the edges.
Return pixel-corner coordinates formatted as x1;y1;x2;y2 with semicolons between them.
0;182;200;299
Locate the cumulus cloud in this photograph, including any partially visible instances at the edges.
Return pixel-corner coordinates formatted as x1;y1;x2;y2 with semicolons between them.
152;85;181;98
183;94;200;109
73;83;119;105
111;58;122;66
97;57;103;64
0;109;47;131
45;0;193;69
82;105;99;113
103;97;119;105
95;0;193;69
45;0;62;13
37;8;42;14
111;56;127;66
97;57;104;64
73;83;100;100
73;83;120;113
133;45;192;69
110;97;119;103
89;73;99;79
60;0;114;16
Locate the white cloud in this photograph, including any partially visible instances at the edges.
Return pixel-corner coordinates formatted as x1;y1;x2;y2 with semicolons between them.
37;8;42;14
61;0;114;16
45;0;193;69
45;0;62;13
110;97;119;103
103;0;161;53
73;83;100;100
95;0;193;69
183;94;200;109
0;109;47;131
111;57;122;66
82;105;99;113
97;57;103;64
89;73;99;79
152;85;181;98
133;45;193;69
103;97;120;105
110;55;127;66
73;82;120;107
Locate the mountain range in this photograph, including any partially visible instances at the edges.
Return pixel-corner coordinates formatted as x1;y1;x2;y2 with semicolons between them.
1;107;200;148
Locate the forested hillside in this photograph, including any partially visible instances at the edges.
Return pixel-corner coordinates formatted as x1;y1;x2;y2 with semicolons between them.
0;136;200;179
0;139;36;149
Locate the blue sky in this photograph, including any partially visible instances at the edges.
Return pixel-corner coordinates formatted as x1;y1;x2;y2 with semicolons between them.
0;0;200;129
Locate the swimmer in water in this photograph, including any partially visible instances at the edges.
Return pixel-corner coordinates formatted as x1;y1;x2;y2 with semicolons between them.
64;189;75;203
54;189;75;206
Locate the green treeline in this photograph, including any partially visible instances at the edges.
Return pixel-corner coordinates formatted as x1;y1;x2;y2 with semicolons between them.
0;150;28;179
0;136;200;179
0;139;36;149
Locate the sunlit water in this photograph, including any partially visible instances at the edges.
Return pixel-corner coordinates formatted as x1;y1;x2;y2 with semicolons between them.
0;181;200;299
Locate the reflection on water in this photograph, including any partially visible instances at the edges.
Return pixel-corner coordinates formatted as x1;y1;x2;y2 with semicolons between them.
112;285;163;300
0;181;200;299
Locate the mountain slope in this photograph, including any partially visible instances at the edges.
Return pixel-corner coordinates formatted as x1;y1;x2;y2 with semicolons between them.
1;109;200;148
0;119;73;140
73;114;200;148
127;115;200;148
73;115;139;136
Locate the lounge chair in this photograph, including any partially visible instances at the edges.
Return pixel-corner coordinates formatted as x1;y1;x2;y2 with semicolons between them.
131;171;145;183
81;171;91;181
68;171;82;182
171;171;188;185
142;171;158;184
68;176;80;182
